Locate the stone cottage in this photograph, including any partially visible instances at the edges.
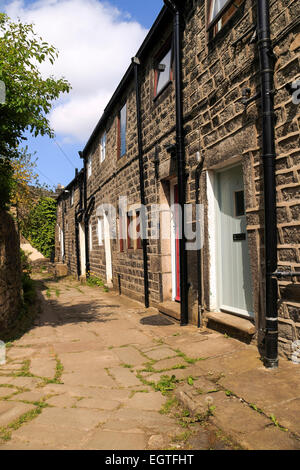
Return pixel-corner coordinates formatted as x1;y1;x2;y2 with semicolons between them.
56;0;300;367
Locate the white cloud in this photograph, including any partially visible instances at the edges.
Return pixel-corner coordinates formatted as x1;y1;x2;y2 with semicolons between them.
3;0;148;143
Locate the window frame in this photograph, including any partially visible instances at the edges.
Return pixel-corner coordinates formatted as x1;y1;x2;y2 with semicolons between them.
87;154;92;179
153;39;174;99
135;209;142;250
97;217;104;246
127;212;134;250
100;131;106;164
206;0;243;35
89;222;93;252
70;188;74;207
117;102;127;158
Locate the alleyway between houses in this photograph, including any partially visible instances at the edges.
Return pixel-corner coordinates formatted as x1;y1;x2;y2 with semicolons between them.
0;274;300;450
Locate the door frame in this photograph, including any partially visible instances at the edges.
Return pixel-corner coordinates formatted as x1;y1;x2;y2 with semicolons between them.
103;212;113;286
79;222;86;276
207;162;253;318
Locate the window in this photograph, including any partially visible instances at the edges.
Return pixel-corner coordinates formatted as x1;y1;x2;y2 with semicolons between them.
154;47;173;97
100;132;106;163
118;103;127;158
136;209;142;250
70;189;74;206
97;217;103;246
89;223;93;251
207;0;243;36
234;190;245;217
127;213;134;250
87;155;92;178
119;214;125;252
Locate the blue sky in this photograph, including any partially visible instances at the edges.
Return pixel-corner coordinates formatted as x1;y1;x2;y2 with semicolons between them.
3;0;164;188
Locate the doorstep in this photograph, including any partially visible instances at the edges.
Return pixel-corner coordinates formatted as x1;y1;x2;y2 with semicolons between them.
158;301;181;322
205;311;256;342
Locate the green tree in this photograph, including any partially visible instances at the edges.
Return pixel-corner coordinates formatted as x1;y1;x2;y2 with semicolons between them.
0;13;71;158
23;197;57;259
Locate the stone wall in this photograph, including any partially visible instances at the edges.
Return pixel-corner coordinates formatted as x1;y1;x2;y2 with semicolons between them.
0;209;22;332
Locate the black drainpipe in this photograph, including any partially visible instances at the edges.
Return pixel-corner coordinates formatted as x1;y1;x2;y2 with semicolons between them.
164;0;189;326
79;151;90;278
132;56;150;309
257;0;278;368
195;155;204;328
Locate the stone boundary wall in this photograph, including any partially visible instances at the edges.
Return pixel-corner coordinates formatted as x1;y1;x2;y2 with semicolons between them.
0;209;22;333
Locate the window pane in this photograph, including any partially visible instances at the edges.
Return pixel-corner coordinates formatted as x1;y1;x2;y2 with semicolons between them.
87;155;92;178
100;132;106;163
98;218;103;245
156;49;172;95
208;0;228;23
120;104;127;157
235;191;245;217
89;223;93;251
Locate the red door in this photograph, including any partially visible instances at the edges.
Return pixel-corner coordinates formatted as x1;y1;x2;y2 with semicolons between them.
174;184;181;302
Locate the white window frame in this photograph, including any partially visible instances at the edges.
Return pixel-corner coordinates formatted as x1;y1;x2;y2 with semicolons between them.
87;155;92;178
100;132;106;163
97;217;103;246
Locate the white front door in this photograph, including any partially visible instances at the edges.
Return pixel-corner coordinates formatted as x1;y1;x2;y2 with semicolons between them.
216;165;253;317
170;180;181;302
103;212;113;286
79;222;86;276
60;227;64;260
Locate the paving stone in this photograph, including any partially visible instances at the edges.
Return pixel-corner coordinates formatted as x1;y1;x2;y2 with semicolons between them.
0;364;23;372
58;350;120;371
125;391;166;411
8;377;42;388
40;383;67;395
61;369;117;388
193;348;263;377
31;407;109;431
173;336;246;360
85;430;147;450
111;408;177;433
10;423;86;449
6;348;36;361
12;391;46;403
29;357;56;378
76;397;121;410
262;398;300;435
152;356;187;371
146;364;205;384
145;347;178;361
46;394;78;408
53;340;106;354
113;346;147;366
0;402;36;427
109;366;141;387
210;392;271;436
0;387;16;398
0;376;14;386
242;427;300;450
219;369;300;411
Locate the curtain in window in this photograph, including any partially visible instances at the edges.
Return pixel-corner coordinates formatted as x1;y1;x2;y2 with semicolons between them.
208;0;228;23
